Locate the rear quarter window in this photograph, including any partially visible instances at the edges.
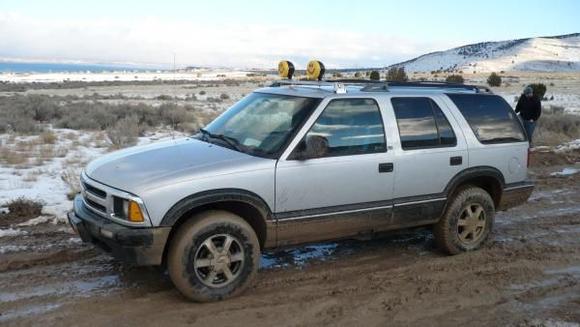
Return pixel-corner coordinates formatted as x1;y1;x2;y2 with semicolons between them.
447;94;526;144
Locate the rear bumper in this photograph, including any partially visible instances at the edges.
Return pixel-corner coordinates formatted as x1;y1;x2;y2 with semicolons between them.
68;195;170;266
498;181;534;211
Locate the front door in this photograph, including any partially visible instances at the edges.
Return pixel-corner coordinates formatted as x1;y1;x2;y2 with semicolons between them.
274;98;395;245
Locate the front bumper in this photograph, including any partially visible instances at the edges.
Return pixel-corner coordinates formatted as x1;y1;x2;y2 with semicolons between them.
68;195;170;266
498;181;535;211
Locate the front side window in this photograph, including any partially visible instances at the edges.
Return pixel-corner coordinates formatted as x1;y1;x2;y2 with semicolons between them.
202;92;321;157
392;97;457;150
447;94;526;144
297;98;386;158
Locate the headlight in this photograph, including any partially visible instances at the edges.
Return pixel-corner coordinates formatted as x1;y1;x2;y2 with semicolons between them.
113;197;145;223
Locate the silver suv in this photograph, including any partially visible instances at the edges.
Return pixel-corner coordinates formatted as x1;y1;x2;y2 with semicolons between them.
68;77;534;302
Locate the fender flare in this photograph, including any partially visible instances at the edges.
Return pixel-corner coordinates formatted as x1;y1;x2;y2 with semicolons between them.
444;166;505;201
160;188;272;227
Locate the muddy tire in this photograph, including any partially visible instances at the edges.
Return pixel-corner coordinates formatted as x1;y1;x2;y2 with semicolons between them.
167;210;260;302
434;186;495;255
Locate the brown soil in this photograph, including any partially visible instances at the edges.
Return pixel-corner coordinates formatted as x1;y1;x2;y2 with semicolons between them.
0;151;579;327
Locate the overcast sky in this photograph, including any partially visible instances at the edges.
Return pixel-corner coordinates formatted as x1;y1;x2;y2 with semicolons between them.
0;0;578;69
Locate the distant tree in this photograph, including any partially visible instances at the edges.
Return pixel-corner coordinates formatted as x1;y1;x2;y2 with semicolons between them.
369;70;380;81
354;71;362;78
445;74;464;84
487;72;502;87
386;67;408;82
528;83;547;100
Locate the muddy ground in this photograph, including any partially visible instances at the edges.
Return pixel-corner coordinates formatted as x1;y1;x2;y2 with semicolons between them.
1;150;579;327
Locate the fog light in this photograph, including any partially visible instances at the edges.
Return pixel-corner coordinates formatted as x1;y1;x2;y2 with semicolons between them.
128;201;144;222
100;228;114;239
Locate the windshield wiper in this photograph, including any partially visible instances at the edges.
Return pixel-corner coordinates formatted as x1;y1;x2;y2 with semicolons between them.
199;128;244;152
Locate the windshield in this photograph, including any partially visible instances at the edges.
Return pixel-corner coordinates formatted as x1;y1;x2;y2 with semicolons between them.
200;93;321;157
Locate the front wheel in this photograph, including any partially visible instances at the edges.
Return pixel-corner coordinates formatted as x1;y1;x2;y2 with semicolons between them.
434;186;495;255
167;210;260;302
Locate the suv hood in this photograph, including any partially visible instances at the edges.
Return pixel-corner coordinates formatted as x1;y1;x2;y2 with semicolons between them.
85;138;269;193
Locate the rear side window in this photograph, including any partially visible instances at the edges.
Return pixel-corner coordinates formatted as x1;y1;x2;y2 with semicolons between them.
391;97;457;150
447;94;526;144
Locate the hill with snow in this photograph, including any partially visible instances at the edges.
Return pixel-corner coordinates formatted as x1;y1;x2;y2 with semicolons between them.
389;33;580;73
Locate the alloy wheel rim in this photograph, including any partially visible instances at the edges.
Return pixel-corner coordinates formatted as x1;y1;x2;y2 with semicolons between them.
194;234;245;288
457;203;486;245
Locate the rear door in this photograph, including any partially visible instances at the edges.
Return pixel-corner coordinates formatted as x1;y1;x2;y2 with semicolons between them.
386;95;468;224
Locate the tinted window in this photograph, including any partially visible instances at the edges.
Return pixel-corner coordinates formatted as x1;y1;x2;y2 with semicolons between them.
392;97;457;149
433;104;456;146
447;94;526;144
303;98;386;157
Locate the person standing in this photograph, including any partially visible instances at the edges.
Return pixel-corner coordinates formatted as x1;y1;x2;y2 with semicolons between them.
515;86;541;145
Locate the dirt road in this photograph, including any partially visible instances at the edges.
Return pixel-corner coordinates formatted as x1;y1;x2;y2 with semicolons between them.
1;150;579;327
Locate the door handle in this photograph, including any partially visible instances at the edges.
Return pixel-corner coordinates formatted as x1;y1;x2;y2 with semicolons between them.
450;156;463;166
378;162;394;173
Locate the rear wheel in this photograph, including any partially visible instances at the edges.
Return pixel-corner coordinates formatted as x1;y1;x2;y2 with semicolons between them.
434;186;495;255
167;210;260;302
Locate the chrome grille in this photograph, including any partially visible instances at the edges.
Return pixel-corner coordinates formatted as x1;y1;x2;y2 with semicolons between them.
83;181;106;198
81;179;108;217
79;172;151;227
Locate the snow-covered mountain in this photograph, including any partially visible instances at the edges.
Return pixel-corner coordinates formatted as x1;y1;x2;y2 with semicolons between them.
389;33;580;73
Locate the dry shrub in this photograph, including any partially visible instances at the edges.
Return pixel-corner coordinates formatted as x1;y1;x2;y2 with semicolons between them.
535;112;580;146
61;169;81;200
39;130;57;144
1;94;205;135
3;197;43;220
38;144;55;159
107;115;140;149
0;147;27;165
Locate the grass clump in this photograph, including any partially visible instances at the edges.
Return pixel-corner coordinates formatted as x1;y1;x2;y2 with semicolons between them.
0;197;44;226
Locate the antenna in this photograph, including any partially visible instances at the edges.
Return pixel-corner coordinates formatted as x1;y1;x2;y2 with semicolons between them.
172;53;176;71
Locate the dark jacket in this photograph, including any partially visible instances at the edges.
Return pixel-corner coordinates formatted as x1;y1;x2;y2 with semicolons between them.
515;95;541;121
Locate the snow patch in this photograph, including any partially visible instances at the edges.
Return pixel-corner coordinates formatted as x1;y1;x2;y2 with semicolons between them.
0;244;29;254
17;215;56;227
555;139;580;152
550;168;579;176
0;228;28;237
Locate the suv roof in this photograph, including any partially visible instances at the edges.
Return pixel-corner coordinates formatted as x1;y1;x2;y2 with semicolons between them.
261;80;493;98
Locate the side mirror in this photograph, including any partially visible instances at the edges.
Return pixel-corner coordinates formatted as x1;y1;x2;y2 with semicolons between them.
293;135;329;160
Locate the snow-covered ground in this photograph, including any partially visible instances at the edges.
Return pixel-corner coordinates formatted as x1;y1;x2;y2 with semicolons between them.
497;92;580;115
391;34;580;73
0;70;272;83
0;128;186;224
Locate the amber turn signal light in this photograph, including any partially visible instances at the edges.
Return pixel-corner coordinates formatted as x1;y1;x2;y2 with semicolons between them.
128;200;144;222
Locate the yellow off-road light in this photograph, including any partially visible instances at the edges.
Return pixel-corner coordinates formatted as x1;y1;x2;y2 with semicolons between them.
306;60;325;81
278;60;295;79
128;200;144;222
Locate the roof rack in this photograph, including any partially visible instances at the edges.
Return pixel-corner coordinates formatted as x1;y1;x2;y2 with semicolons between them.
269;79;389;94
269;79;492;94
386;81;492;93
